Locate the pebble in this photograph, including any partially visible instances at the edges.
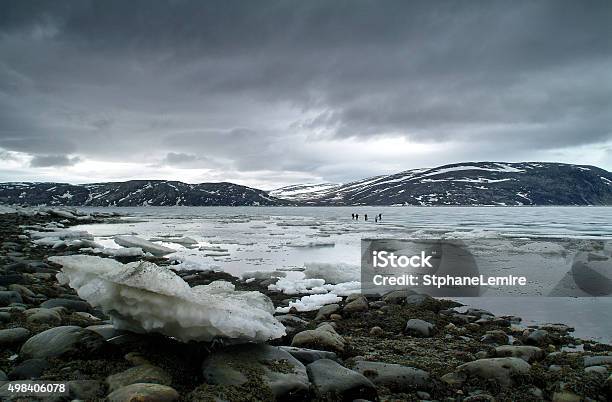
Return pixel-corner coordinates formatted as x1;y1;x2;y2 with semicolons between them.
307;358;377;401
106;383;179;402
369;326;384;337
405;319;435;337
480;330;509;345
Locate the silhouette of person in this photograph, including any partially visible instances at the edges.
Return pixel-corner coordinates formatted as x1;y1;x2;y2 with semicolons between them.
355;214;359;220
351;213;355;220
375;216;378;223
365;214;368;221
378;213;382;220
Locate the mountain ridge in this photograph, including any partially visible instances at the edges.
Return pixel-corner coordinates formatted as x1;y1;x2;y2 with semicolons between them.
1;162;611;206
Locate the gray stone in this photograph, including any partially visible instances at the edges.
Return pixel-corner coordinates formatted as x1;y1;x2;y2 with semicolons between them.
480;330;509;345
86;324;128;340
525;329;549;346
343;297;369;314
405;319;434;337
202;344;309;400
0;291;22;306
0;327;31;346
24;307;62;325
41;298;91;312
106;364;172;392
8;359;49;380
0;311;10;322
605;374;612;399
584;365;608;375
382;289;416;304
315;304;340;320
494;345;544;362
353;360;430;391
278;346;338;364
291;323;345;353
0;370;6;381
106;383;179;402
583;355;612;367
307;359;377;401
20;325;105;359
451;357;531;387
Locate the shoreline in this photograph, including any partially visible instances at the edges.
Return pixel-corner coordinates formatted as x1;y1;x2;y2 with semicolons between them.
0;208;611;401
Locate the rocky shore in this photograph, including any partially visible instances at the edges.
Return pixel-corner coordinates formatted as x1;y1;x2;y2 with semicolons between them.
1;209;611;401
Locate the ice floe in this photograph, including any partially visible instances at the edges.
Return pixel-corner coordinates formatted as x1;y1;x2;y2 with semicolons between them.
303;262;360;284
275;293;343;313
114;235;175;256
48;255;285;343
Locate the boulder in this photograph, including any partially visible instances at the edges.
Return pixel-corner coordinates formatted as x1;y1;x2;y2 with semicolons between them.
41;298;91;312
202;344;309;400
583;355;612;367
106;364;172;392
353;360;430;391
67;380;104;400
315;304;340;321
24;308;62;325
382;290;415;304
525;329;549;346
8;359;49;380
291;323;346;353
106;383;179;402
307;359;377;401
0;327;31;346
494;345;544;362
278;346;338;364
0;291;22;306
445;357;531;387
20;326;105;359
343;297;368;314
405;319;435;337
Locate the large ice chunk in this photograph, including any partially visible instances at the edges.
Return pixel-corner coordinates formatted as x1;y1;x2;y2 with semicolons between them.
114;235;175;256
303;262;360;284
48;255;285;343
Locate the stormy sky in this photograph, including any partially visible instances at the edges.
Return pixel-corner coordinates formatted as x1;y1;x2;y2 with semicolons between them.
1;0;611;189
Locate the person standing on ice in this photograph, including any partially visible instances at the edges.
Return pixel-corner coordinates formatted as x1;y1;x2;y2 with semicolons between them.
365;214;368;221
351;213;355;220
355;213;359;220
378;213;382;220
375;216;378;223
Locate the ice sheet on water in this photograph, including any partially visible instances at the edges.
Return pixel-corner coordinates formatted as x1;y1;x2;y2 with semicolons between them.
268;278;327;295
89;247;145;257
303;262;360;284
167;249;222;271
114;235;175;256
275;293;342;313
285;241;335;248
48;255;285;343
242;271;287;280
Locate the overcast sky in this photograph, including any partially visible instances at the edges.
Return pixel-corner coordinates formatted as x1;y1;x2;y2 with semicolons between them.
1;0;611;189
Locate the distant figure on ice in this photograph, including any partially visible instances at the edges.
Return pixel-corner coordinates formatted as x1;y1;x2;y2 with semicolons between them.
364;214;368;221
375;216;378;223
351;213;355;220
355;213;359;220
378;213;382;220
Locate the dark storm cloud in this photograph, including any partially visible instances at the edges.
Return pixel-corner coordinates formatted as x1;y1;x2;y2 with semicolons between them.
30;154;80;167
0;0;611;184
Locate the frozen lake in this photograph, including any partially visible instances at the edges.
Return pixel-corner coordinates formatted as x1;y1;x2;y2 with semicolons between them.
73;206;612;343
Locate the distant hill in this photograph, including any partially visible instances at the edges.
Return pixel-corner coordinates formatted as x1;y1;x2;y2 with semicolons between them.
1;162;611;207
272;162;612;206
0;180;285;206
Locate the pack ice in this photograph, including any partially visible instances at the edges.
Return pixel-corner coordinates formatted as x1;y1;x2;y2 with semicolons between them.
48;255;285;343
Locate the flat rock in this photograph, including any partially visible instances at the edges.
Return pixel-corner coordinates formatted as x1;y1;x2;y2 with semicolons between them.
8;359;49;380
495;345;544;362
291;323;346;353
278;346;338;364
353;360;430;391
86;324;128;340
583;355;612;367
405;319;435;337
106;364;172;392
307;359;377;401
202;344;309;400
451;357;531;387
382;289;416;304
343;297;369;314
584;365;608;374
0;291;23;306
41;298;91;312
20;325;105;359
24;308;62;325
106;383;179;402
0;327;31;346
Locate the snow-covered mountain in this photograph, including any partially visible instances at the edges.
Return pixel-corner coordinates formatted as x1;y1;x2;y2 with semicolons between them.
2;162;611;207
268;183;341;201
0;180;284;207
271;162;612;206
